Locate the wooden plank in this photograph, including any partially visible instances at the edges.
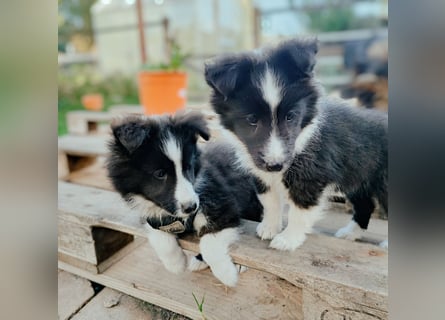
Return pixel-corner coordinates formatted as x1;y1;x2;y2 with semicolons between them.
71;287;190;320
317;28;388;44
58;151;70;179
58;135;109;157
65;161;388;243
58;182;387;318
58;270;95;320
67;158;113;190
316;209;387;244
108;105;144;114
58;201;145;273
67;111;115;135
60;244;303;320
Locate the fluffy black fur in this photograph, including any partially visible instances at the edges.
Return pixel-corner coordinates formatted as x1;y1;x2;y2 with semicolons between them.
106;111;262;236
205;39;320;172
194;142;263;235
284;99;387;228
205;38;387;236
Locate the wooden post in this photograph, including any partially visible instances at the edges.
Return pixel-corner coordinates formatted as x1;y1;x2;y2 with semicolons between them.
253;7;261;48
162;17;170;59
136;0;147;64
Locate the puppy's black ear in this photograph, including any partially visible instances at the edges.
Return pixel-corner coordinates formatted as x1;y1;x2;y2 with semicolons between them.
175;111;210;141
111;118;150;154
271;38;319;78
205;56;251;99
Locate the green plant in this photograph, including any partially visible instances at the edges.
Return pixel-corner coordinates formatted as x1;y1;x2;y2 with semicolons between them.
142;41;189;72
192;292;206;320
58;64;139;135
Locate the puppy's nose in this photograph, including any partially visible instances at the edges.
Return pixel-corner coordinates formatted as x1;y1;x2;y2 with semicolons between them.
181;202;198;214
266;163;283;172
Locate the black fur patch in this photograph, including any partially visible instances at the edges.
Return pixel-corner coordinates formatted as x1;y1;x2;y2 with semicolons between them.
106;112;263;237
205;38;388;230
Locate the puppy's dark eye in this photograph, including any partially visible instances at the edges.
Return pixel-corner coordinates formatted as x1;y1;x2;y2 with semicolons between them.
153;169;167;180
246;114;258;126
285;111;297;122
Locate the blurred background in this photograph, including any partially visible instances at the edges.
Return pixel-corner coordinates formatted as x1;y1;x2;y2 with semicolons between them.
58;0;388;135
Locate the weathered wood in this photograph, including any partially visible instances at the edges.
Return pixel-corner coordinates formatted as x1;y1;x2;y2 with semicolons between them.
58;270;95;320
60;245;303;320
58;201;146;274
65;162;387;244
315;208;387;244
58;151;70;179
58;135;109;178
67;111;115;135
58;182;387;319
67;159;113;190
58;135;109;157
70;287;190;320
108;105;144;114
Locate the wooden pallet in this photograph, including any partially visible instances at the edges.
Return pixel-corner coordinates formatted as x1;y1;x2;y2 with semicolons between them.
66;104;215;136
58;135;109;179
66;111;115;135
58;181;387;320
58;122;387;319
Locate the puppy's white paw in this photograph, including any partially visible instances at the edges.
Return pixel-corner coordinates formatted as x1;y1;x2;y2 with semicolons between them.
162;254;187;274
269;231;306;251
379;239;388;249
335;220;364;241
187;255;209;272
210;261;238;287
256;221;281;240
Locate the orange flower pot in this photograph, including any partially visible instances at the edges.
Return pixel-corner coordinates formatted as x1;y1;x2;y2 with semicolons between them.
138;71;187;115
81;94;104;111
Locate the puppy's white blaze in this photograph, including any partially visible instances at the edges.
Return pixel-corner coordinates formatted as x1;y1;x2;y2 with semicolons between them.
145;224;187;274
263;131;285;165
162;134;199;213
260;68;282;110
294;116;321;155
199;228;240;287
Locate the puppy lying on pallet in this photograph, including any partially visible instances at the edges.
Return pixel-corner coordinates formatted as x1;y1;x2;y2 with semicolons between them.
106;111;263;287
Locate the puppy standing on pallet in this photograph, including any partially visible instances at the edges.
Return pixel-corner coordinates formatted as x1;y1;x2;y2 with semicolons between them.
106;112;263;286
205;38;388;250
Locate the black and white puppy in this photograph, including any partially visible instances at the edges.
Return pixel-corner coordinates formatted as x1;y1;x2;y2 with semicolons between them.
205;38;388;250
106;111;262;286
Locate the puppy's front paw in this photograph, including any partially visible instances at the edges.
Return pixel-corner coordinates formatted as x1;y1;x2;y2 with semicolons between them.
335;220;364;241
269;231;306;251
256;221;281;240
162;253;187;274
187;255;209;272
210;261;238;287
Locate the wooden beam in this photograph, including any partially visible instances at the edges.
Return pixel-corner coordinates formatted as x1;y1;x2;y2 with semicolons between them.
60;245;303;320
136;0;147;64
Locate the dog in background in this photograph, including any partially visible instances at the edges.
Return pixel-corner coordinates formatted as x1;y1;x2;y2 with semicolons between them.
106;111;262;286
205;38;388;250
341;35;388;112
